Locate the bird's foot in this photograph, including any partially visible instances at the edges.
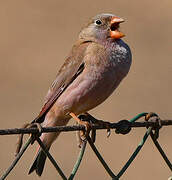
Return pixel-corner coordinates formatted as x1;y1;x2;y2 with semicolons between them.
81;113;111;138
70;112;92;148
75;112;111;147
15;122;42;156
76;130;87;148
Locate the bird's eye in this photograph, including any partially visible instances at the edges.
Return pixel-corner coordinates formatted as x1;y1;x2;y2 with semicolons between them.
95;19;102;25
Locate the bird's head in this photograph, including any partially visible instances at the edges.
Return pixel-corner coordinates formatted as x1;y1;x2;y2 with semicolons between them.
79;13;125;42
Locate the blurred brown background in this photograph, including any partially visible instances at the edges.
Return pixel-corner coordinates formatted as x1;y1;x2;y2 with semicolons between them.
0;0;172;179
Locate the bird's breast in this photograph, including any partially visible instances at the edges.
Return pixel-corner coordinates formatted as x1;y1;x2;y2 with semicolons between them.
55;63;121;116
54;40;131;116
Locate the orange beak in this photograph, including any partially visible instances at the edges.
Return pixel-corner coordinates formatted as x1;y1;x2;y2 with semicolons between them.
110;16;125;39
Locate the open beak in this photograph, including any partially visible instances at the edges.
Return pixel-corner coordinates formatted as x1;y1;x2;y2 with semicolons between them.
110;16;125;39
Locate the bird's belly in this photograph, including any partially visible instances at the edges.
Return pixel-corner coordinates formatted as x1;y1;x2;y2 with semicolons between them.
54;67;122;116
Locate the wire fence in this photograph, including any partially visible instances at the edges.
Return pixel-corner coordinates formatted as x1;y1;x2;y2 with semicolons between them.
0;112;172;180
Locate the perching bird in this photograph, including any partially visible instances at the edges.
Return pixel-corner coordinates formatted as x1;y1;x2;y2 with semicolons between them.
27;13;132;176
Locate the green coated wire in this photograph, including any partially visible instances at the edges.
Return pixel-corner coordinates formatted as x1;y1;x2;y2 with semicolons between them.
116;127;152;178
68;141;87;180
0;137;32;180
129;112;148;123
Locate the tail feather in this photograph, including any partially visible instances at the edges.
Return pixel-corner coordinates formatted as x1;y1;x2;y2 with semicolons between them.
28;147;50;176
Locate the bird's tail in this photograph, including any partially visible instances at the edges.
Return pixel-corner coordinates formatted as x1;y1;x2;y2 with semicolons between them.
28;115;70;176
28;146;50;176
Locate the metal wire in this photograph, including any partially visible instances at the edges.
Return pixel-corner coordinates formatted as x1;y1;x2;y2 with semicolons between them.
68;140;87;180
0;112;172;180
116;127;152;178
36;137;67;179
0;137;33;180
0;119;172;136
150;132;172;170
87;135;117;179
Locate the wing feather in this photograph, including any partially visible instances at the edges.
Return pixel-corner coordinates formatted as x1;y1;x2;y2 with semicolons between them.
33;41;91;123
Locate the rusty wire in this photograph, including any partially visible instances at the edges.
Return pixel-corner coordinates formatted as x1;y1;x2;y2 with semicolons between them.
0;112;172;180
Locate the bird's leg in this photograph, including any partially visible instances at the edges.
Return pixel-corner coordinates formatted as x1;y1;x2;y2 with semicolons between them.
70;112;91;143
15;122;42;156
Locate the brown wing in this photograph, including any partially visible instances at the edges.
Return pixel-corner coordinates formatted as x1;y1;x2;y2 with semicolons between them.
32;40;91;123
